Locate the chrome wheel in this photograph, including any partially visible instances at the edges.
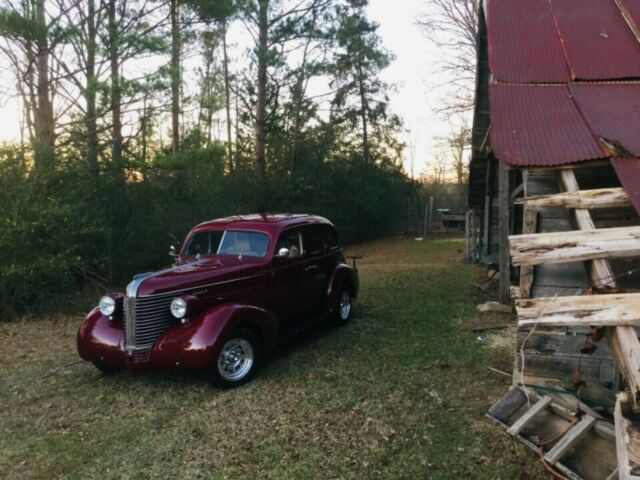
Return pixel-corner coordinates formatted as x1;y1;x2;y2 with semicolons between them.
339;291;351;320
217;338;254;381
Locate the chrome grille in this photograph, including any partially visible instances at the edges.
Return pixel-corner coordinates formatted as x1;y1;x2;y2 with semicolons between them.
123;293;175;356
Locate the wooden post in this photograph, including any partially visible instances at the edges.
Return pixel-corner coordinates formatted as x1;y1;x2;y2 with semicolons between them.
422;202;428;237
483;161;492;260
464;211;471;263
519;208;537;299
499;162;511;305
469;209;478;263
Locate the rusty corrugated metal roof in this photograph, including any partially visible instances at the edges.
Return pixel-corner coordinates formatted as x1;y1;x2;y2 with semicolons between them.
617;0;640;34
550;0;640;80
483;0;640;216
570;83;640;156
487;0;570;83
489;84;603;166
486;0;640;83
611;158;640;214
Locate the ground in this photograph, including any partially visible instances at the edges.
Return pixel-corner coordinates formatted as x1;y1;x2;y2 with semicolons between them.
0;236;547;479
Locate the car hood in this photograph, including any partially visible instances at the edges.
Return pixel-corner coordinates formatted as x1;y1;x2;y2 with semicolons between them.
133;256;267;297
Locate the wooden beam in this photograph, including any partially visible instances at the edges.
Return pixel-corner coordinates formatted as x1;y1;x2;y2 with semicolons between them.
516;293;640;328
615;393;640;480
559;170;615;286
507;396;552;435
514;187;631;210
510;225;640;267
535;159;611;172
519;209;537;299
559;169;640;406
499;162;511;305
545;415;596;464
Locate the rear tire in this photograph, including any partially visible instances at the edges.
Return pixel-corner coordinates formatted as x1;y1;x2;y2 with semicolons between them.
210;328;262;388
333;287;353;325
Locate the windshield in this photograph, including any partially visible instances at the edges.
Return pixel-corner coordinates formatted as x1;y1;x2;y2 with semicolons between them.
184;230;224;256
217;230;270;258
185;230;270;258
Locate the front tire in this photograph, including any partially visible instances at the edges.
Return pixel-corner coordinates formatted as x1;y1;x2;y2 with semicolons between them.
210;328;261;388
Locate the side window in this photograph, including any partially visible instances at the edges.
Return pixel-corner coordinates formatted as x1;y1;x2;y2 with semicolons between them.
305;225;327;255
275;229;303;259
326;227;339;249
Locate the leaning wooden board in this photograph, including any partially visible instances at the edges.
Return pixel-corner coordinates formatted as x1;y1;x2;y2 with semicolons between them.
516;293;640;327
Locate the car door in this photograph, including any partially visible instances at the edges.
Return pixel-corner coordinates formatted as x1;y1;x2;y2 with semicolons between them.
300;224;331;312
269;228;307;322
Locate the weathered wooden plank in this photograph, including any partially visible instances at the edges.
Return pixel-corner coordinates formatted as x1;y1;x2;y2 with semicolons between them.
509;226;640;267
517;293;640;328
519;209;537;299
507;396;552;435
545;415;596;465
514;187;631;210
615;393;640;480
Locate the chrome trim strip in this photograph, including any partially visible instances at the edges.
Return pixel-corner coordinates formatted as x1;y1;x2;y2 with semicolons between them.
137;273;265;299
126;273;154;298
125;296;136;354
125;259;208;298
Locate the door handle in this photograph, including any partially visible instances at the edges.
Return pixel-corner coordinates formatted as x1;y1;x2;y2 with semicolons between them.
304;265;319;272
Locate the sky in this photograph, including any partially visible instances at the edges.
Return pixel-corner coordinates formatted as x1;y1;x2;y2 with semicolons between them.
0;0;464;177
367;0;463;178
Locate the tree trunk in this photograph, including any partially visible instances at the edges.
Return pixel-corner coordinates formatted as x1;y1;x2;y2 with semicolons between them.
255;0;268;180
86;0;98;174
170;0;181;153
33;0;55;173
357;64;370;165
290;26;314;171
141;93;148;162
235;75;240;170
108;0;123;171
222;20;233;172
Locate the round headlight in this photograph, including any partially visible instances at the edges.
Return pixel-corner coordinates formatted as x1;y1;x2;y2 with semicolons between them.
170;297;187;319
99;296;116;316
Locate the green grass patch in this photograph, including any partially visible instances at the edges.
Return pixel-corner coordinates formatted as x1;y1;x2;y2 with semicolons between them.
0;236;546;479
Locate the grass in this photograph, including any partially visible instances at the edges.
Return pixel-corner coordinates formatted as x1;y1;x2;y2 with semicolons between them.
0;236;547;479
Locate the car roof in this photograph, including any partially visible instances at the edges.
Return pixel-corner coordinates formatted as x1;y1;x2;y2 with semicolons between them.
190;213;333;236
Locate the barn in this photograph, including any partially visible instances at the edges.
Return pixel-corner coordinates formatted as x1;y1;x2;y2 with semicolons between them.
469;0;640;477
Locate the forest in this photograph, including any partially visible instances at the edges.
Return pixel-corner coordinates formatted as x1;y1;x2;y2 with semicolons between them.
0;0;418;317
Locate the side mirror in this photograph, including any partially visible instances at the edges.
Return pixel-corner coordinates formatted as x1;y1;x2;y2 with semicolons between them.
275;247;289;259
169;245;178;258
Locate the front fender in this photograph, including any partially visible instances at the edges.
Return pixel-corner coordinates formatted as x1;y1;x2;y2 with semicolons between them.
151;303;278;370
327;263;359;314
77;307;126;367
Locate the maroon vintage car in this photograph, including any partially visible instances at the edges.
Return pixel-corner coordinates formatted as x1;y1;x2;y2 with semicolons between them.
77;214;359;387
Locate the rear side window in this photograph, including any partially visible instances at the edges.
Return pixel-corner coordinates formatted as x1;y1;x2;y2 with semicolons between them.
305;225;327;254
326;227;339;248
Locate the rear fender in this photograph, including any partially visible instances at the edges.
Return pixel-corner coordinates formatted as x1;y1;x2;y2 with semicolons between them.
326;263;359;315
